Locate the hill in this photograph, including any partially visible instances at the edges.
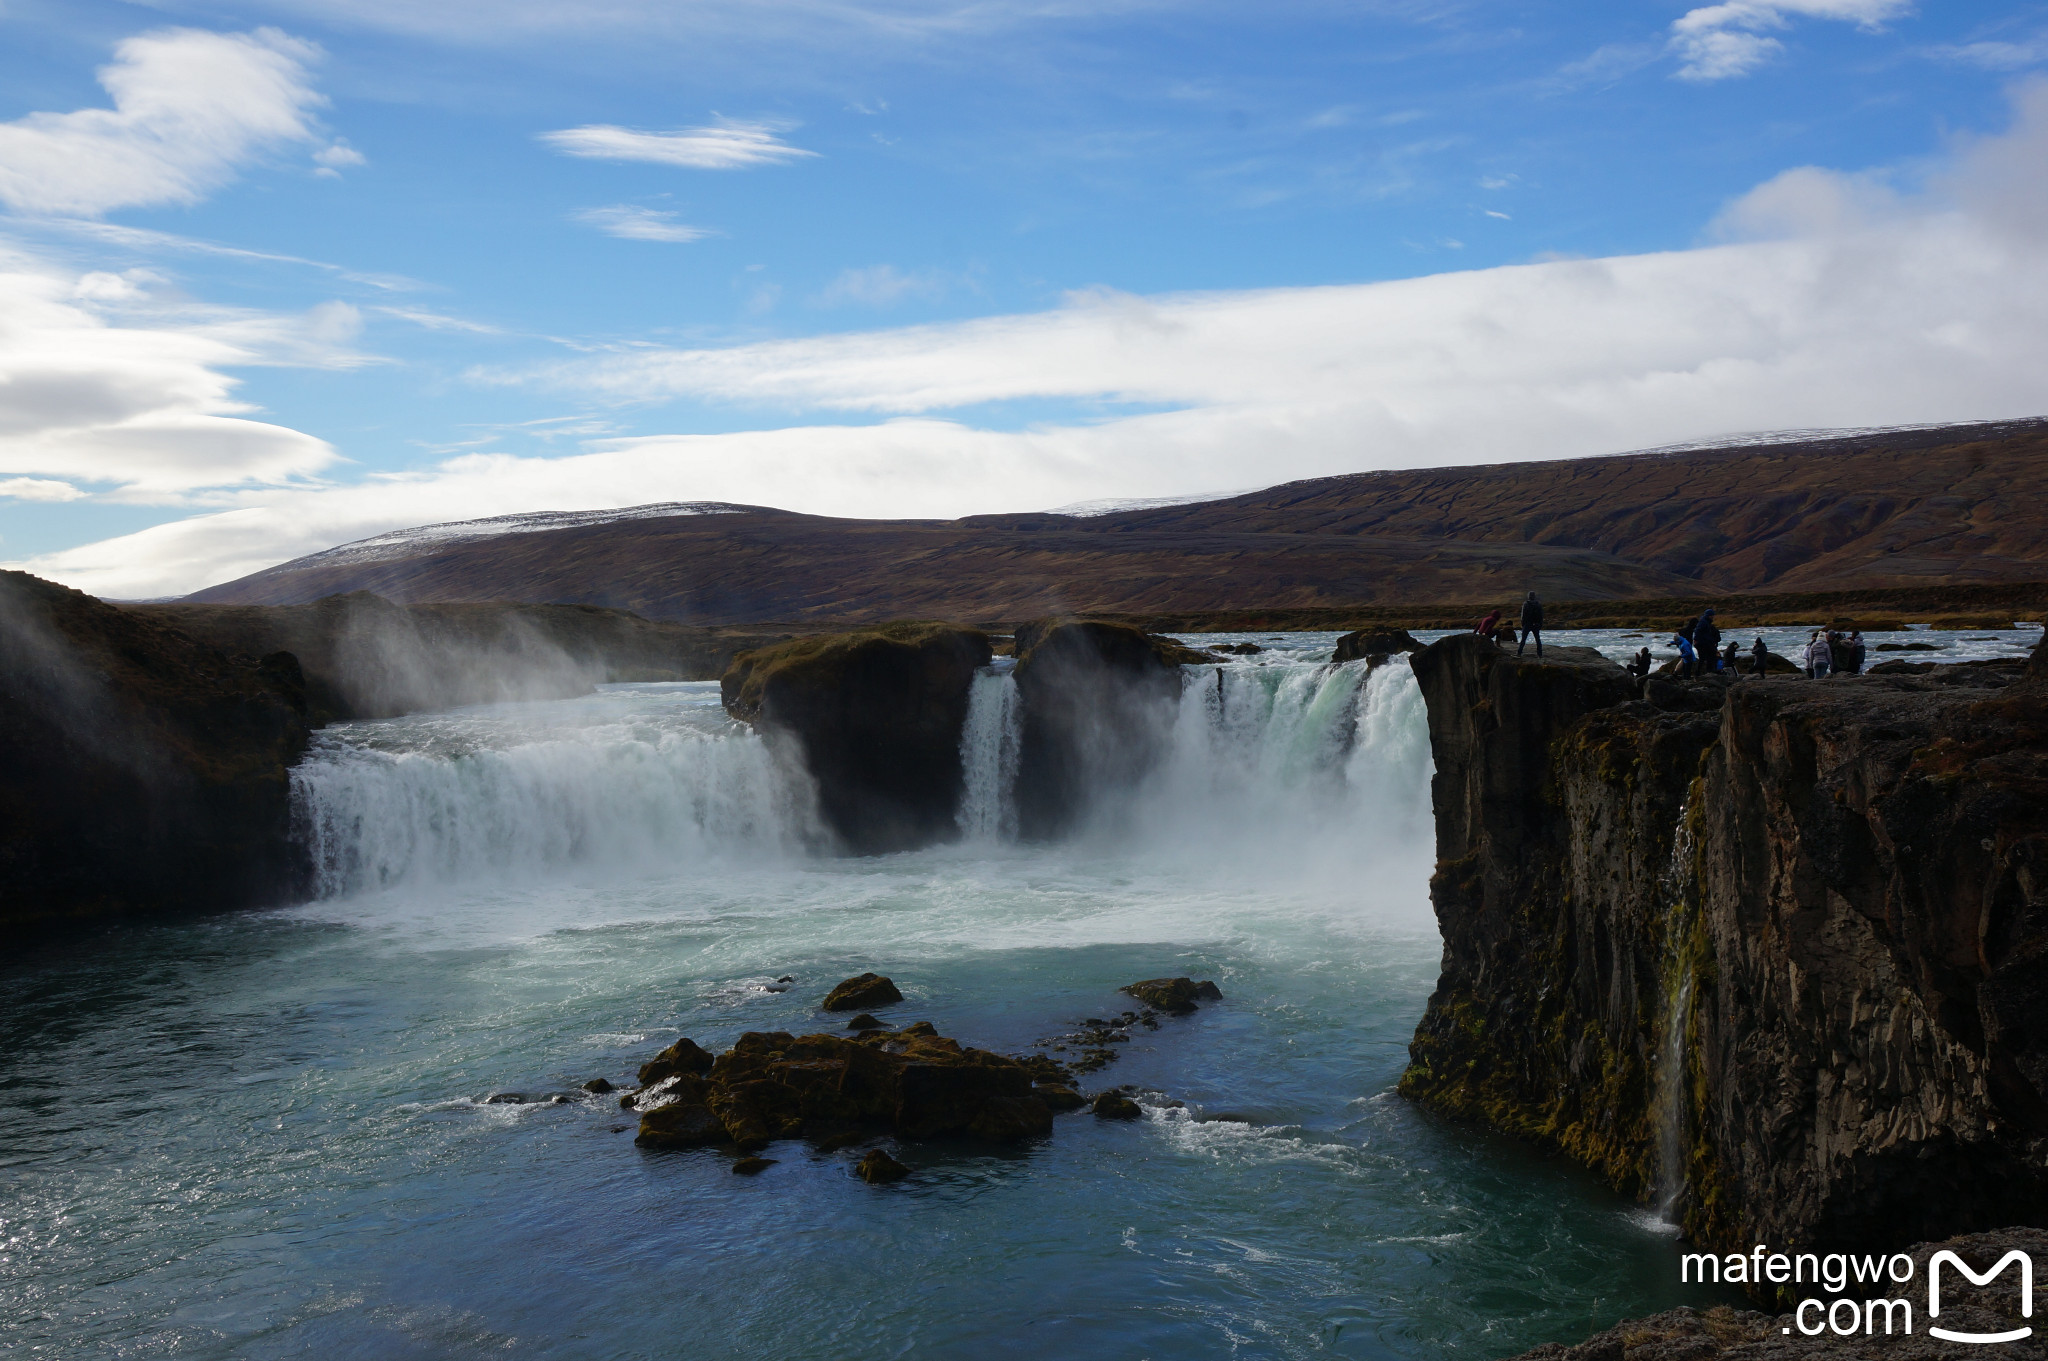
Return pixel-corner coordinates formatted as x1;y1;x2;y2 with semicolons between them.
185;420;2048;626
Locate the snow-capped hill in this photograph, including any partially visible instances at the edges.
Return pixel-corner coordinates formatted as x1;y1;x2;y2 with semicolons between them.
283;503;756;569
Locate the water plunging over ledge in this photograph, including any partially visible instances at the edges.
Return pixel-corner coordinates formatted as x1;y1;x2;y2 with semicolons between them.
1;642;1730;1359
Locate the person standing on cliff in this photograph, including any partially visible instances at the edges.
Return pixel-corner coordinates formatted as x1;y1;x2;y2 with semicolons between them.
1751;636;1769;677
1805;630;1833;679
1516;592;1544;658
1722;639;1741;675
1847;630;1867;674
1692;607;1721;671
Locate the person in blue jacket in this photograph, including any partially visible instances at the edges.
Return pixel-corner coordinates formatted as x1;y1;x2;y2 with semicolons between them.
1671;629;1698;678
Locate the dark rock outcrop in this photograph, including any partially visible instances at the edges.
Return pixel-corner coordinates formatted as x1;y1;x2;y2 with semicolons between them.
1;572;311;940
722;623;991;854
1502;1229;2048;1359
632;1025;1057;1153
1120;977;1224;1015
822;973;904;1012
1331;627;1423;664
1011;619;1208;839
128;592;792;724
855;1149;910;1183
1092;1091;1143;1120
1402;630;2048;1252
637;1036;715;1086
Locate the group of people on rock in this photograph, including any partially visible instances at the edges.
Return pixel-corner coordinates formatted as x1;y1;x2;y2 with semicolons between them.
1801;628;1867;678
1477;596;1871;683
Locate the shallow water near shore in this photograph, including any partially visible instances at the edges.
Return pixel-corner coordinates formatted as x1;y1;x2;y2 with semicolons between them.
21;629;2036;1358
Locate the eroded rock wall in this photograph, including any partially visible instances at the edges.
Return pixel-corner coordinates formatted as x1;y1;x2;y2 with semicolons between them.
1403;630;2048;1251
722;622;992;854
1;572;311;941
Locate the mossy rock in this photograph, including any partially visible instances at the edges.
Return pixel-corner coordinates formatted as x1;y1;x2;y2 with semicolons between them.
1331;628;1423;664
1120;977;1223;1015
822;973;903;1012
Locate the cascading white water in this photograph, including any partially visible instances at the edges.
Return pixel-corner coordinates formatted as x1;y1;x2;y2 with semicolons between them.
292;687;820;898
289;655;1435;914
956;666;1022;842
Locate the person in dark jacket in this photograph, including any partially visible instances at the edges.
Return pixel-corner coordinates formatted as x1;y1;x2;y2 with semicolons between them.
1692;608;1721;670
1846;630;1867;674
1628;646;1653;679
1722;640;1741;674
1516;592;1543;658
1750;636;1769;677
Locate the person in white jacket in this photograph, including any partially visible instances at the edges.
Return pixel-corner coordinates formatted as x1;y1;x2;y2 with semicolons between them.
1805;631;1833;679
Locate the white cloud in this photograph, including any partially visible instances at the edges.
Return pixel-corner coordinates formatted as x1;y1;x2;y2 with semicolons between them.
312;139;366;178
0;28;326;216
815;264;952;307
539;120;817;170
573;205;713;242
1933;35;2048;70
0;244;360;501
1668;0;1911;81
0;477;87;502
17;81;2048;602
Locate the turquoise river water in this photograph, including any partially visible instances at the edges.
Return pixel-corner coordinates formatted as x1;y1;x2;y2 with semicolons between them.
6;629;2037;1360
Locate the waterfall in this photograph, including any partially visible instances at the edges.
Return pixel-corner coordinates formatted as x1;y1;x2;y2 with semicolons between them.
957;667;1022;842
292;697;820;898
290;657;1436;907
1652;791;1702;1219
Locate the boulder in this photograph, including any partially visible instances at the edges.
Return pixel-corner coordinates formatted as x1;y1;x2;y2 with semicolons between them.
1092;1092;1143;1120
1034;1083;1087;1112
721;622;991;854
856;1149;910;1184
1120;977;1224;1015
633;1090;728;1149
0;571;312;944
636;1036;715;1085
844;1013;887;1031
632;1025;1057;1152
822;973;903;1012
1010;619;1205;839
1331;628;1423;665
730;1157;776;1175
581;1078;615;1094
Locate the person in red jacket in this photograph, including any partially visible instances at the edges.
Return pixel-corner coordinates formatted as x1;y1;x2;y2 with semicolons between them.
1475;608;1503;640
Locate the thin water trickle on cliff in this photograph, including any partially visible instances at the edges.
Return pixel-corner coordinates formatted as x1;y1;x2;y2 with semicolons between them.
1654;791;1703;1222
2;641;1729;1359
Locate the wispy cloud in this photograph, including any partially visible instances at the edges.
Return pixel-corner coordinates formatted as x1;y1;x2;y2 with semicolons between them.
539;119;817;170
0;28;327;216
814;264;953;307
1668;0;1911;82
1932;33;2048;70
573;204;713;242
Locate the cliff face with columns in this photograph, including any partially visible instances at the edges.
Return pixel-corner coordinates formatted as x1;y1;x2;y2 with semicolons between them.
1401;632;2048;1250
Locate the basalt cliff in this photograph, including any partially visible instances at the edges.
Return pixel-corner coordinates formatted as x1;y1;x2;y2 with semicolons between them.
1402;632;2048;1252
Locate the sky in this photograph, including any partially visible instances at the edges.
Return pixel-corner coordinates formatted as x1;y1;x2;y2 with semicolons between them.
1;0;2045;598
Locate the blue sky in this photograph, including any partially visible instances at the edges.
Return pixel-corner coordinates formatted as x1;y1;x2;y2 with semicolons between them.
2;0;2046;596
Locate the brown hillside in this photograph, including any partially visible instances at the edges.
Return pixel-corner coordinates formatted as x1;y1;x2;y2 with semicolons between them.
186;419;2048;626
